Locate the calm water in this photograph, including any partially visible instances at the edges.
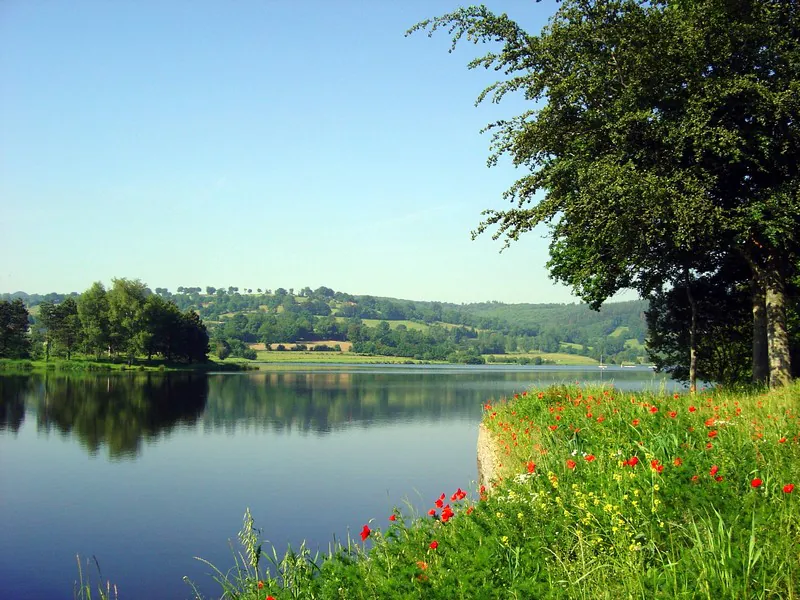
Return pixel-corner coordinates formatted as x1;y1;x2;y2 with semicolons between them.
0;365;678;599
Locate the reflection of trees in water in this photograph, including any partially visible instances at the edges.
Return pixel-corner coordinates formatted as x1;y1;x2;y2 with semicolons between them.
201;369;659;434
17;373;208;459
0;375;31;432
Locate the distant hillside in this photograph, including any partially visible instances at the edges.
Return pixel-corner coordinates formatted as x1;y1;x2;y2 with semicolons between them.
3;286;650;365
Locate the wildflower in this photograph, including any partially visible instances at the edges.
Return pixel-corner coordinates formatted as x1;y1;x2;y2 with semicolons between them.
566;459;577;470
429;540;439;550
689;406;697;413
706;443;713;449
360;525;371;541
441;505;454;523
650;406;658;414
626;456;639;467
779;437;787;444
466;506;475;515
673;457;683;466
258;581;264;589
585;454;596;462
549;425;559;431
428;509;436;517
783;484;795;494
691;475;699;482
632;419;640;426
751;478;763;488
597;416;605;423
435;498;444;508
389;514;396;522
715;476;724;482
527;461;536;473
267;596;276;600
708;430;718;438
669;411;677;418
709;465;719;476
416;561;428;570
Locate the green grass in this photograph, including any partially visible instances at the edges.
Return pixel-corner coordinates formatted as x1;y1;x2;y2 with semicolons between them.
181;383;799;599
608;326;630;338
333;317;431;331
0;357;251;373
252;351;435;364
489;352;599;366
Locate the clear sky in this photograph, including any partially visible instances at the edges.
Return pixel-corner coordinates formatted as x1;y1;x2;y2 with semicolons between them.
0;0;588;304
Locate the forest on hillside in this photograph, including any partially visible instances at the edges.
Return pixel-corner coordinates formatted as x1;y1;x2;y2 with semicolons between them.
2;285;648;365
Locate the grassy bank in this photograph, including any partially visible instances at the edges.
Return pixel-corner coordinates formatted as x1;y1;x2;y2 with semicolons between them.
114;383;789;600
0;357;253;373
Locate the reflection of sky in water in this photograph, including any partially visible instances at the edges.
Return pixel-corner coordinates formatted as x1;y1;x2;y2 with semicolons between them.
0;367;683;600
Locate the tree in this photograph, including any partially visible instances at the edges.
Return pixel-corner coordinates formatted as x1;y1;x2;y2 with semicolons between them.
107;278;149;362
78;282;110;359
206;286;216;295
38;298;83;360
410;0;800;387
0;299;31;358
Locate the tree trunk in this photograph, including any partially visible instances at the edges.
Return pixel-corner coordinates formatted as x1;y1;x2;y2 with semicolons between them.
765;262;792;388
685;271;698;392
751;279;769;385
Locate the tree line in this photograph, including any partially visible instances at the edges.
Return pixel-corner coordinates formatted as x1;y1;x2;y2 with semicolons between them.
0;278;209;363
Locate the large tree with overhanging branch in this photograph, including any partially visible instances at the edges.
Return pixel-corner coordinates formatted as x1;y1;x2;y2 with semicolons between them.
408;0;799;387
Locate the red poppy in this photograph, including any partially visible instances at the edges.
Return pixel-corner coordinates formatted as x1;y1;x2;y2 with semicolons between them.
715;476;724;482
627;456;639;467
650;406;658;414
267;596;276;600
360;525;371;541
709;465;719;476
566;459;577;470
706;443;713;449
708;430;718;438
441;505;454;523
705;418;716;427
668;411;677;418
428;509;436;516
689;406;697;413
783;483;795;493
691;475;699;482
389;514;396;522
417;560;428;570
585;454;596;462
549;425;559;431
435;498;444;508
537;392;544;399
429;540;439;550
779;437;787;444
751;478;763;488
632;419;640;426
258;581;264;589
673;457;683;466
466;506;475;515
526;461;536;473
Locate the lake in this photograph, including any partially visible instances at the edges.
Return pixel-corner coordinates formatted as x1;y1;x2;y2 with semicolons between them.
0;365;680;599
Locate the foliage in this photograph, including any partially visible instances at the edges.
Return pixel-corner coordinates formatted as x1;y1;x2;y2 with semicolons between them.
0;299;31;359
408;0;800;385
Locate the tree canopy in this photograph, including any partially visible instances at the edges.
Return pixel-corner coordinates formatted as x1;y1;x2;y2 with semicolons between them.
409;0;800;386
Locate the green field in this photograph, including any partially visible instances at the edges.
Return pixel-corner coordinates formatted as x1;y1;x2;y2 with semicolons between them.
488;352;598;366
252;351;435;364
608;326;630;338
333;317;431;331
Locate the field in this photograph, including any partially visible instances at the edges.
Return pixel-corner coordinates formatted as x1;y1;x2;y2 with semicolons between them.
333;317;431;331
489;352;599;366
251;351;433;364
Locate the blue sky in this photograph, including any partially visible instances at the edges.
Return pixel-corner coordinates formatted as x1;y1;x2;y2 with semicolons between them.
0;0;588;304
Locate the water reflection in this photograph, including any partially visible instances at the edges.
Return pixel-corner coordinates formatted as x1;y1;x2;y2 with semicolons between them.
0;367;668;457
1;373;208;458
